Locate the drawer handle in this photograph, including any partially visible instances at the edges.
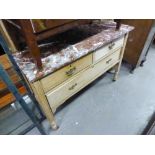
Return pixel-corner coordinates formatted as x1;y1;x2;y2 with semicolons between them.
106;58;112;64
108;42;115;50
68;83;77;90
66;67;76;76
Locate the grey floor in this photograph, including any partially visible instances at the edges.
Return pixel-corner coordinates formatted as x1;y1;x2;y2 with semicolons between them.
26;45;155;135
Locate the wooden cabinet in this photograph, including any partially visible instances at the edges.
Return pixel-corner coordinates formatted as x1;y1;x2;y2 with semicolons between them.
31;34;128;128
121;19;154;71
0;20;132;129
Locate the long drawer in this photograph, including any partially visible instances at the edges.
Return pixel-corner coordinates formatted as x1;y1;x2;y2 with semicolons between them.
46;48;121;110
41;54;92;93
93;37;124;63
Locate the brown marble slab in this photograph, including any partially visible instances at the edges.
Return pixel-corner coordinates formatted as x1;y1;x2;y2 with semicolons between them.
13;22;134;82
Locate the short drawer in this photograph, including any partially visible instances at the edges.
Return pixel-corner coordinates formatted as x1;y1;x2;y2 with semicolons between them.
93;37;124;63
41;54;92;93
46;48;121;110
98;48;122;70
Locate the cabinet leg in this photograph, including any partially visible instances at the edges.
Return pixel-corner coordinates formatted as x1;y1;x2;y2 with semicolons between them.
51;121;59;130
113;64;119;81
50;108;59;130
33;81;59;130
113;33;129;81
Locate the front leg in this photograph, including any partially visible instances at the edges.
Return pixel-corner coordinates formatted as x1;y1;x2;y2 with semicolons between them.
113;63;120;81
33;81;59;130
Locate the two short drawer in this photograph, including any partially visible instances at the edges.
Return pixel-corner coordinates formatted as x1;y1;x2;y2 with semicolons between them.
40;54;92;93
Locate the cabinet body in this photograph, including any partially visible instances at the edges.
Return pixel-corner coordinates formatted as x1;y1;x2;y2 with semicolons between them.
121;19;153;70
28;34;128;128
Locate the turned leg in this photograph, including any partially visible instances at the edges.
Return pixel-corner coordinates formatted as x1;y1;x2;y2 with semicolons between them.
113;33;129;81
32;81;59;130
113;63;119;81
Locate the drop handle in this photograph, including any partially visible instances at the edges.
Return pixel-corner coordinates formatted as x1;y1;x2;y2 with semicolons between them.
68;83;77;90
66;67;76;76
108;42;115;50
106;58;112;64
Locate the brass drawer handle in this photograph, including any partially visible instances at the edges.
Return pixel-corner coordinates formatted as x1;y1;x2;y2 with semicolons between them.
66;67;76;76
108;42;115;50
68;83;77;90
106;58;112;64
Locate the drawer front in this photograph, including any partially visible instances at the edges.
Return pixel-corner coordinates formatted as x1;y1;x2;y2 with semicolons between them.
46;48;121;110
93;37;124;63
97;48;122;70
41;54;92;93
46;73;83;109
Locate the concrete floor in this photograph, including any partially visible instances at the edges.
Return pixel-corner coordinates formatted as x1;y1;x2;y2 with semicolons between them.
1;46;155;135
26;45;155;135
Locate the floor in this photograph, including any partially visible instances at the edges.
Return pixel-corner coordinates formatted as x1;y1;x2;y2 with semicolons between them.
0;96;34;135
1;45;155;135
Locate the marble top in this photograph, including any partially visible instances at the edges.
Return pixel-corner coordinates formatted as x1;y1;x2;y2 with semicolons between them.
13;22;134;82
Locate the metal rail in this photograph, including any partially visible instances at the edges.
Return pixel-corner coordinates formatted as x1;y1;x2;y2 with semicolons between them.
0;34;46;135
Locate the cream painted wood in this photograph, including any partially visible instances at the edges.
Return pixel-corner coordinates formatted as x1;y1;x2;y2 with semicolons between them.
92;48;121;74
41;54;92;93
46;48;121;110
32;81;58;130
93;37;124;63
113;34;129;81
